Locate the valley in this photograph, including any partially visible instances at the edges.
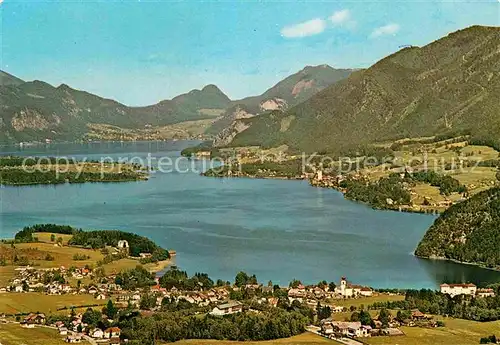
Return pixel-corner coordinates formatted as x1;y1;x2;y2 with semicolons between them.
2;5;500;343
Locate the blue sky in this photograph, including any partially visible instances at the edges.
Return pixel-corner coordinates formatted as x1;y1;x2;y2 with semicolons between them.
1;0;499;105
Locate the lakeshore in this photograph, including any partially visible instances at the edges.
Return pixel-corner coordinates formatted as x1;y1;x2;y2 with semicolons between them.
2;141;500;289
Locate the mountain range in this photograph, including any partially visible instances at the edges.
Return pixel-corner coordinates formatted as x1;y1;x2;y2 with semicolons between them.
225;25;500;153
0;65;353;144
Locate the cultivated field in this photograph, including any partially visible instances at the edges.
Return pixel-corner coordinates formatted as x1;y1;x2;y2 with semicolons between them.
366;318;500;345
173;332;334;345
34;233;73;245
0;292;105;314
0;242;104;269
0;323;71;345
327;294;405;309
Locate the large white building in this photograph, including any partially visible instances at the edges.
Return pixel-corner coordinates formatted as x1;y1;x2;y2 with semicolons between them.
440;283;477;297
335;277;373;298
210;301;243;316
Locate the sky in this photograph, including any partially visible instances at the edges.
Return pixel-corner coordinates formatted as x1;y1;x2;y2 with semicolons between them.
0;0;499;106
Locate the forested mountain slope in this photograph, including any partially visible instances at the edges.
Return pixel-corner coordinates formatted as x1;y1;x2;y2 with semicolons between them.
229;26;500;153
207;65;353;139
415;186;500;267
0;79;230;143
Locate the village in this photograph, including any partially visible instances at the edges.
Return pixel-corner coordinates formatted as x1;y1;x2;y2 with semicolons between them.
1;231;499;345
1;255;497;345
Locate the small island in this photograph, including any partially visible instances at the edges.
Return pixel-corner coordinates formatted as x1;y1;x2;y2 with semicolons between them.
0;156;148;186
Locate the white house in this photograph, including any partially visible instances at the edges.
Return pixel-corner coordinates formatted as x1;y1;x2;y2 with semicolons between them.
210;301;243;316
104;327;121;339
96;293;107;300
90;328;104;339
66;334;82;343
334;277;372;298
440;283;477;297
477;288;496;298
117;240;129;249
360;287;373;297
328;321;371;338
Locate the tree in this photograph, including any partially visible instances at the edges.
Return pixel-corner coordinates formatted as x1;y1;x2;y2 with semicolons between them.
105;299;117;319
316;302;332;321
378;308;390;328
317;281;328;289
289;279;302;288
50;234;56;242
235;271;249;287
82;308;101;326
359;310;373;327
328;282;337;291
139;293;157;310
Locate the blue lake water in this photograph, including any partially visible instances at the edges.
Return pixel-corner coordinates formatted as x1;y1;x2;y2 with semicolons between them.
1;141;500;289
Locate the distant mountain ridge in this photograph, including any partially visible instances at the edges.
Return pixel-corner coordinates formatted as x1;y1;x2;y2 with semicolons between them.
227;25;500;153
208;65;354;145
0;71;24;86
233;64;354;113
0;77;231;143
0;64;349;144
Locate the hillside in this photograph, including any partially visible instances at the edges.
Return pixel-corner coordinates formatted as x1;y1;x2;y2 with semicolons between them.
228;26;500;153
0;65;349;144
0;71;24;86
235;64;354;113
0;77;230;143
415;186;500;268
207;65;354;140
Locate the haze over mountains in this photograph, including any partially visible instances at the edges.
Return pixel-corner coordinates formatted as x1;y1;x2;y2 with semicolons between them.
226;25;500;153
0;65;352;144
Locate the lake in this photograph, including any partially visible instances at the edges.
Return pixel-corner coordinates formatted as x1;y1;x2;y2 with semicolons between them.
1;141;500;289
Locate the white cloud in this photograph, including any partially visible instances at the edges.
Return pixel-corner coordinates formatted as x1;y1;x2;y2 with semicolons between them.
281;18;327;38
370;23;400;38
329;9;351;25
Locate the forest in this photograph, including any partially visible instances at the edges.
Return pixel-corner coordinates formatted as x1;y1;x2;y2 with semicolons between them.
12;224;169;260
0;168;143;185
415;187;500;267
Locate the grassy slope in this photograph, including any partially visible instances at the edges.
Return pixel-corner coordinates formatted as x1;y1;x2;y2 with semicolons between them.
173;332;334;345
367;318;500;345
0;293;105;314
0;323;73;345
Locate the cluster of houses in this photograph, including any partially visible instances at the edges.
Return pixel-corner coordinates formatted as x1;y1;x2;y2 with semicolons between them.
319;309;436;339
0;265;125;298
20;311;122;344
439;283;496;298
118;281;238;311
288;277;372;304
1;266;96;294
320;321;374;338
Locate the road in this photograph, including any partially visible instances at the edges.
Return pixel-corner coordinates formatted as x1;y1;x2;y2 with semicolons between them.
306;326;366;345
